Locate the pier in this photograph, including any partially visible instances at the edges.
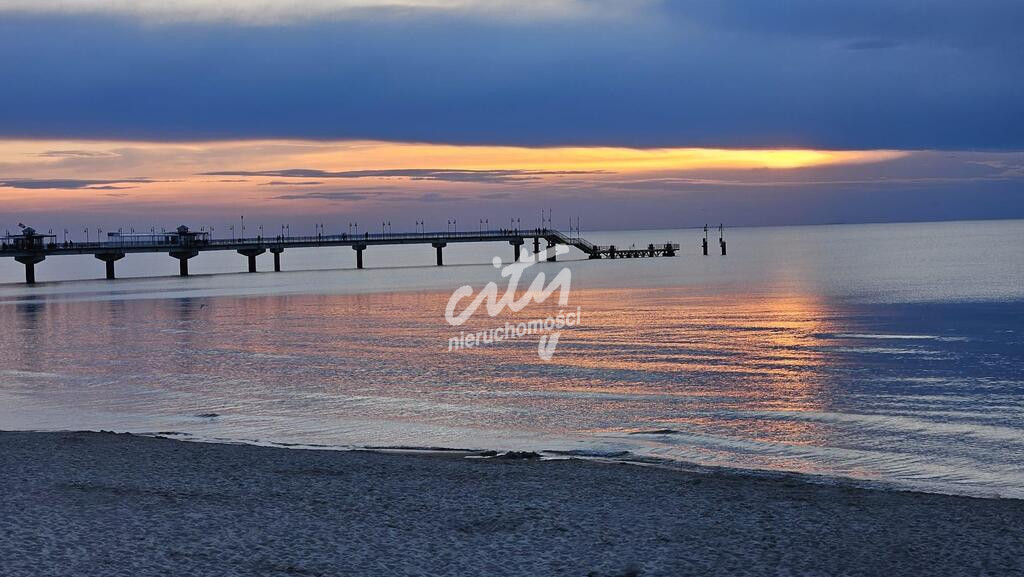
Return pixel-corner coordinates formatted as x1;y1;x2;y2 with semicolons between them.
1;225;678;284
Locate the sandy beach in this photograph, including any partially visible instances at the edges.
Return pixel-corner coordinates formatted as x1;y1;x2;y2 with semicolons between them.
1;431;1021;577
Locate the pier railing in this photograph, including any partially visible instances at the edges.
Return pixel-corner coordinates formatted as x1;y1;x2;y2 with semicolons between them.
5;229;547;252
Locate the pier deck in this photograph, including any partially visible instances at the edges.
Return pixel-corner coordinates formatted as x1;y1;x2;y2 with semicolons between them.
1;227;678;284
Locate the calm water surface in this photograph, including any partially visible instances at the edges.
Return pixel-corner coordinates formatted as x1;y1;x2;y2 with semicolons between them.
1;220;1022;498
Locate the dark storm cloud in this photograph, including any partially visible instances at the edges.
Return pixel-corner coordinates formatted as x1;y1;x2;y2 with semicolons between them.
0;178;155;189
204;169;604;184
0;2;1022;149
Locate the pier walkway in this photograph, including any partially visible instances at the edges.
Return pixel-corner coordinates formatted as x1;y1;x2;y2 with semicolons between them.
1;225;678;284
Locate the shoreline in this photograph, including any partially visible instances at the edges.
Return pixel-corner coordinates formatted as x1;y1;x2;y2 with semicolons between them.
141;430;1024;502
31;426;1022;502
3;430;1023;576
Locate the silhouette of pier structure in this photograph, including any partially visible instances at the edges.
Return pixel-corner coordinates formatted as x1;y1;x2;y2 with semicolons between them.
701;224;727;256
1;225;679;284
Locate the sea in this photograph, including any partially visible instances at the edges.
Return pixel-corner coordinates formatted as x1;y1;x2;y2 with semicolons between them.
1;219;1022;498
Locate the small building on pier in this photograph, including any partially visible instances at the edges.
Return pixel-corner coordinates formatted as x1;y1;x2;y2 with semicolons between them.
106;225;209;247
1;226;55;251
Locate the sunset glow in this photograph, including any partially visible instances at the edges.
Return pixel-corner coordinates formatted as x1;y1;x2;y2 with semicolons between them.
0;139;905;174
0;139;907;211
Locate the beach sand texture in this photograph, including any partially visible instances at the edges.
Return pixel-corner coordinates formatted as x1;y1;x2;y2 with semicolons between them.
2;431;1022;577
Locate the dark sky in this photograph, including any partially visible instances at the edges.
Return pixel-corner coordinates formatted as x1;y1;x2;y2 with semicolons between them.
1;0;1022;149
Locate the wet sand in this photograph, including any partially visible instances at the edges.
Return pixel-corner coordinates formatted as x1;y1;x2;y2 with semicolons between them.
2;431;1022;577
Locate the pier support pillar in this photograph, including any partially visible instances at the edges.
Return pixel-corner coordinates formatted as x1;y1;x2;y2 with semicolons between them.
270;248;283;272
608;246;617;259
15;255;45;285
720;239;727;256
702;238;708;256
510;238;524;262
663;243;676;257
95;252;125;280
533;237;540;260
432;242;447;266
588;252;601;259
237;248;266;273
546;240;557;262
353;244;366;269
170;250;198;277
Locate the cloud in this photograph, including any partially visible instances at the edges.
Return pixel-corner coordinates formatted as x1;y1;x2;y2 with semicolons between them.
35;149;120;159
0;0;626;24
204;168;605;184
967;160;1024;177
272;190;378;202
0;177;155;189
667;1;1024;50
0;2;1021;150
270;186;476;203
260;180;324;186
